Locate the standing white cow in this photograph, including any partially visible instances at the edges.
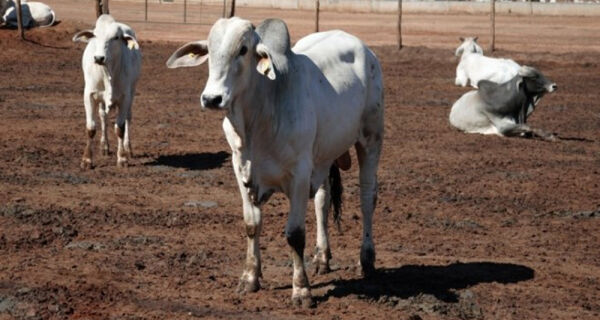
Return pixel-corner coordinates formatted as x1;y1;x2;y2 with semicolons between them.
72;14;141;169
167;18;384;307
455;37;521;88
0;0;56;28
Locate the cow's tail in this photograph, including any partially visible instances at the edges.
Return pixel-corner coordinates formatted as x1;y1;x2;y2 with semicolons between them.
329;164;343;233
39;10;56;28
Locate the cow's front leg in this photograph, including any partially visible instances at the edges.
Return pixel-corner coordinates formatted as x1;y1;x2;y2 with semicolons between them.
313;179;331;275
81;89;97;169
286;173;314;308
115;100;130;168
238;198;263;294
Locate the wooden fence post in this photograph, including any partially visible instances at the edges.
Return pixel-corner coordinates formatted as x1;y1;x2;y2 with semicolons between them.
102;0;110;14
398;0;402;50
15;0;24;40
230;0;235;17
315;0;320;32
490;0;495;52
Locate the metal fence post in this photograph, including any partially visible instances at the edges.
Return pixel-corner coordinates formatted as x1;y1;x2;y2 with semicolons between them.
230;0;235;17
184;0;187;23
102;0;110;14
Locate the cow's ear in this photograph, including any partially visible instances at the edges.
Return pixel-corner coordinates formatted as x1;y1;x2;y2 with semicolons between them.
256;43;276;80
473;36;478;42
166;40;209;69
459;37;464;42
73;30;94;43
123;33;139;50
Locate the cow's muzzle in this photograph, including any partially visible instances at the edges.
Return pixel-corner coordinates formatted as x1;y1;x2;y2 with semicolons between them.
94;55;106;65
201;94;223;109
548;83;558;92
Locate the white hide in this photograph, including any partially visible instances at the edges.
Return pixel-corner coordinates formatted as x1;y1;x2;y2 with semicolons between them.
455;37;520;88
2;0;55;28
73;14;141;168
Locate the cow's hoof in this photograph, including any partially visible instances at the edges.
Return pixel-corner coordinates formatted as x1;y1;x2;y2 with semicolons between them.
237;279;260;294
360;246;376;278
80;158;93;170
291;295;315;309
117;159;128;168
313;260;331;275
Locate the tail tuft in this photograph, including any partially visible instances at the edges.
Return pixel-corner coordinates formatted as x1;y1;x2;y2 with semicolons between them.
329;164;343;233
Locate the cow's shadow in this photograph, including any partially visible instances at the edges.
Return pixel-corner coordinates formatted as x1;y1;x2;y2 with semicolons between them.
313;262;534;303
145;151;229;170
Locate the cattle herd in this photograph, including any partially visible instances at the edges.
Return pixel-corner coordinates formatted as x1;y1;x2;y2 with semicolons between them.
11;8;561;307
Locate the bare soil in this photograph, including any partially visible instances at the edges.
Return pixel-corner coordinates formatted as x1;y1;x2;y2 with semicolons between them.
0;8;599;320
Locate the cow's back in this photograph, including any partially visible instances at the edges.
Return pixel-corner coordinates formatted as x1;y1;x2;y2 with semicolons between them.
291;30;383;165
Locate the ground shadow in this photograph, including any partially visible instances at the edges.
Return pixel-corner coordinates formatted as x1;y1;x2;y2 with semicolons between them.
145;151;229;170
313;262;534;303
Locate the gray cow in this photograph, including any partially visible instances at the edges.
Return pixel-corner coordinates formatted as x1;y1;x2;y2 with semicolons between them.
449;66;557;140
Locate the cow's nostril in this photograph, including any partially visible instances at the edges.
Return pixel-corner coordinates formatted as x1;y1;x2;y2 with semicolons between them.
551;84;558;91
94;56;105;65
201;95;223;108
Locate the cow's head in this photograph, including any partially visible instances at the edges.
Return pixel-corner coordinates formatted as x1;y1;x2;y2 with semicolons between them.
517;66;557;98
72;14;139;66
166;17;276;110
455;36;483;57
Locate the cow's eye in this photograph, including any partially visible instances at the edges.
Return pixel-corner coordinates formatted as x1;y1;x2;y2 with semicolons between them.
239;45;247;56
113;36;119;40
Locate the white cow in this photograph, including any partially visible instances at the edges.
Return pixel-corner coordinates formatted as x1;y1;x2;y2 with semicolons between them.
72;14;141;169
455;37;521;88
0;0;56;28
167;18;384;307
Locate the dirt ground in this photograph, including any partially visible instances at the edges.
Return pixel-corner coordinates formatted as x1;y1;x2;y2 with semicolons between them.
1;6;599;320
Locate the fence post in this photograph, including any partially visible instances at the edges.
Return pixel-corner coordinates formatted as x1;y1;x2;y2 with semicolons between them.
95;0;102;17
230;0;235;17
490;0;495;52
184;0;187;23
315;0;320;32
15;0;24;40
102;0;110;14
490;0;496;52
398;0;402;50
145;0;148;21
222;0;226;18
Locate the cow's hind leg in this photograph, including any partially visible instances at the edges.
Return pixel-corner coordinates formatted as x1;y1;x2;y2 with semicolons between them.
115;101;128;168
355;126;382;277
124;107;133;158
98;102;109;156
81;89;97;169
313;178;331;275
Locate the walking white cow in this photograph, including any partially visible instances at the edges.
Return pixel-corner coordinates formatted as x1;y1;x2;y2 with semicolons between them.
73;14;141;169
0;0;56;28
167;18;384;307
455;37;521;88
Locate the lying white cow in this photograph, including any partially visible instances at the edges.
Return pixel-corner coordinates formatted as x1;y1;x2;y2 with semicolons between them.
455;37;521;88
167;18;384;307
450;66;557;140
0;0;56;28
73;14;141;169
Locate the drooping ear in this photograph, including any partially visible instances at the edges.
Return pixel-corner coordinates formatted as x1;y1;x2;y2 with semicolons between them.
459;37;465;42
73;30;94;43
166;40;209;69
518;66;537;78
123;33;139;50
473;36;478;42
255;43;276;80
